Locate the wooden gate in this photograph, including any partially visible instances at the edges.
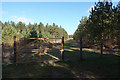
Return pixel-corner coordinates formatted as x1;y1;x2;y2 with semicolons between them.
13;36;64;64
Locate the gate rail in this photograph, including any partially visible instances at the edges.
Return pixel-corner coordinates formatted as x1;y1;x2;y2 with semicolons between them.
13;36;65;64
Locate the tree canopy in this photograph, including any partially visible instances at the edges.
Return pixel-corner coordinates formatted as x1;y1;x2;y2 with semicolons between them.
73;1;120;46
2;21;68;44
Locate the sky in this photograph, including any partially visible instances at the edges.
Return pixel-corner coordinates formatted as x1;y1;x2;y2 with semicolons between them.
1;2;118;35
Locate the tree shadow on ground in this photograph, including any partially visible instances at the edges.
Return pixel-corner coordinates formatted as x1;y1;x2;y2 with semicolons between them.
2;61;76;78
2;39;120;78
62;49;120;78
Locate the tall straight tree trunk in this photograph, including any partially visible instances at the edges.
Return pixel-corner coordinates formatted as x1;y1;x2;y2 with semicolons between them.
100;33;103;56
80;36;83;60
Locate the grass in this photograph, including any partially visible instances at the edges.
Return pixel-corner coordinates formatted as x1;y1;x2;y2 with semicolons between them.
2;39;120;78
3;63;74;78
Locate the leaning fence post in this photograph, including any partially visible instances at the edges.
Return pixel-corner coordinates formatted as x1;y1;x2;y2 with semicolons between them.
61;36;64;61
14;36;17;64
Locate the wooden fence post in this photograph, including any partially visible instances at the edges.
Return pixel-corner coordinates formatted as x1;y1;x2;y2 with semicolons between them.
61;36;64;61
2;42;4;63
14;36;17;64
40;38;42;62
100;33;103;56
80;36;83;60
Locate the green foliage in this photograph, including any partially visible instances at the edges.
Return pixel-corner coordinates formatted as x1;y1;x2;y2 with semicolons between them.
73;1;120;46
73;16;88;40
42;32;55;38
16;21;26;33
88;1;113;40
2;24;17;41
2;21;68;44
29;27;37;38
38;22;44;38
